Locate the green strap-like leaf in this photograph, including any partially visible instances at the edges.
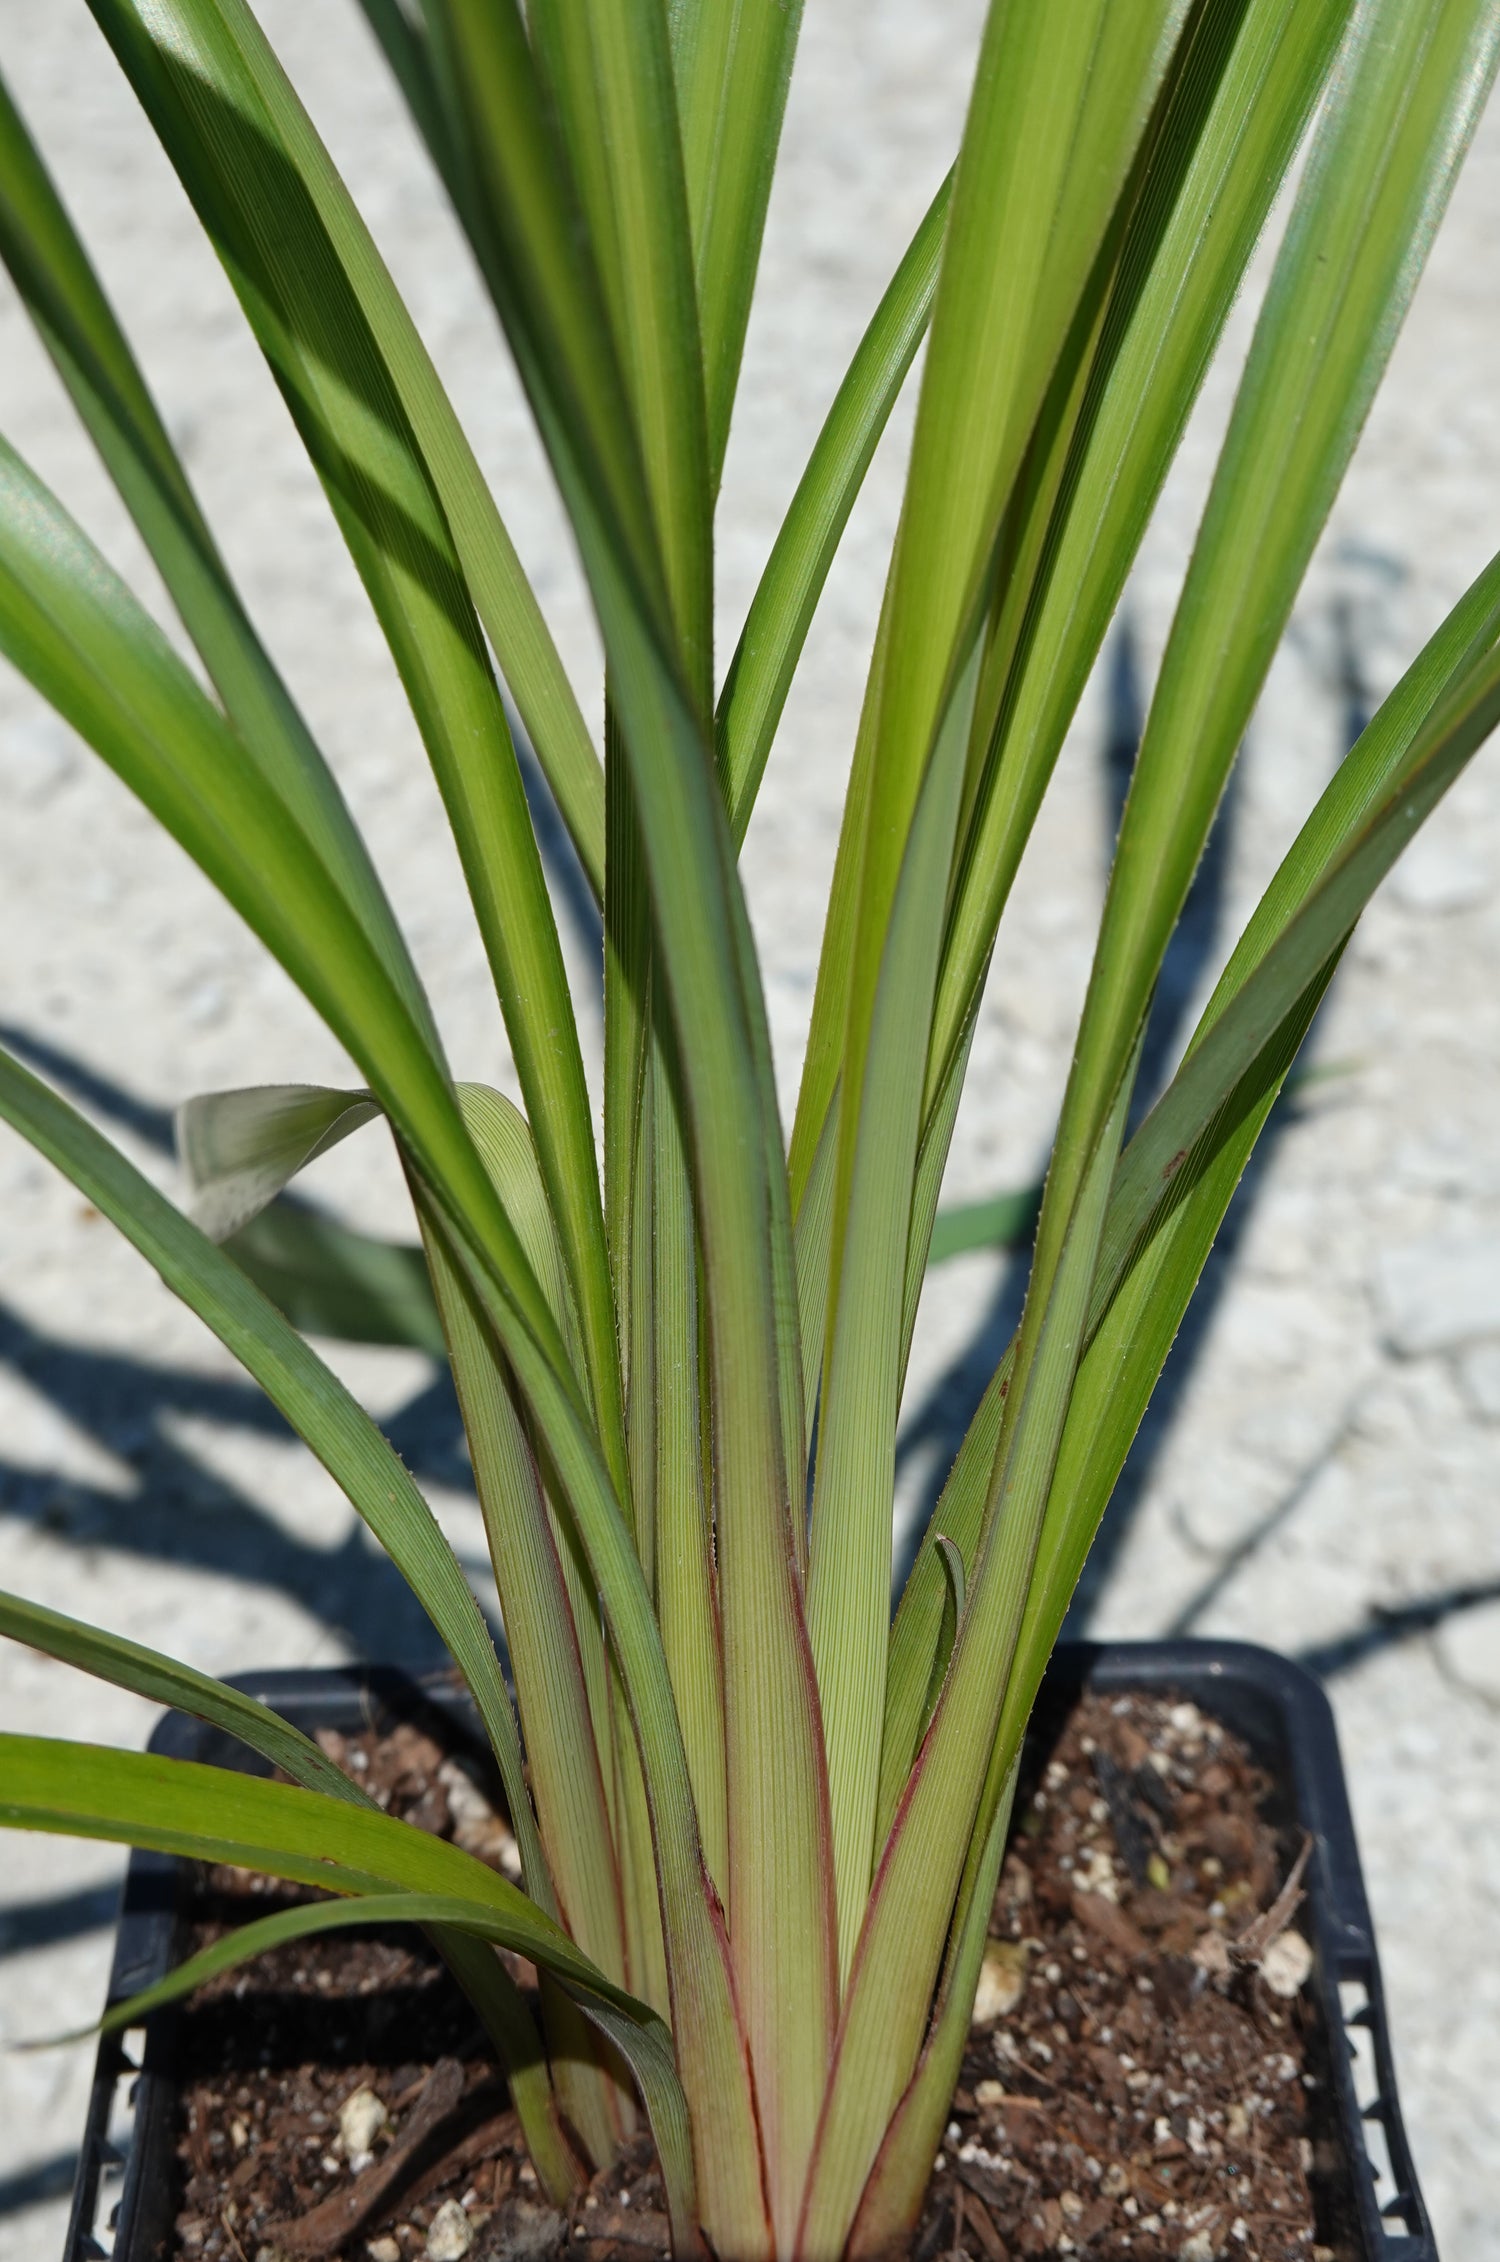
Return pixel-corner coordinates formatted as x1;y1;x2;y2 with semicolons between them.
173;1072;631;2041
882;540;1500;1837
805;637;980;1982
0;62;442;1057
524;11;733;1892
0;436;649;1880
85;1888;696;2253
0;1736;583;1958
716;173;951;848
412;1189;625;1974
0;1043;555;1894
886;0;1500;1932
875;0;1500;1897
119;0;604;910
845;1759;1018;2259
422;1;673;654
925;1183;1041;1268
805;0;1187;1990
598;596;830;2251
1046;0;1500;1320
650;1051;729;1903
45;412;766;2224
453;1086;620;1816
529;0;714;707
923;0;1355;1130
829;0;1189;1190
670;0;805;484
352;0;465;218
800;1070;1132;2258
877;1353;1008;1847
429;15;826;2237
0;425;576;1420
415;1183;641;2168
0;1596;584;2194
1016;597;1500;1690
0;1591;358;1806
87;0;625;1494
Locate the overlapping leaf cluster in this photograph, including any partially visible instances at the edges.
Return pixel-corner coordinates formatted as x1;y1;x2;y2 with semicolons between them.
0;1;1497;2253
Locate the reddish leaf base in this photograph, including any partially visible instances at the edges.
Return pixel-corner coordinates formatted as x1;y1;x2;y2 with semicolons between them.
163;1692;1352;2261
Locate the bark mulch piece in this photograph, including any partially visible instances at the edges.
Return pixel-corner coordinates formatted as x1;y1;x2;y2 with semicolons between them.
163;1690;1359;2260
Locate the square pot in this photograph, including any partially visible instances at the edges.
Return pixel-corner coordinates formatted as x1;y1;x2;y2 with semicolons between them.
63;1641;1435;2262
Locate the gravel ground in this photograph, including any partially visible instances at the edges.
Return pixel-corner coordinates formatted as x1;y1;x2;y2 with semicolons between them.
1;6;1498;2258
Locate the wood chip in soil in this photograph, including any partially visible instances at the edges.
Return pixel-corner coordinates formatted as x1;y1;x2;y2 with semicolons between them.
159;1689;1361;2260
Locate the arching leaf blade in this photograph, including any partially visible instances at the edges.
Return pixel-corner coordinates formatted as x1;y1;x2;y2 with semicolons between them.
885;1;1500;1958
717;173;951;846
0;1591;359;1807
0;1040;555;1899
412;1186;625;1981
0;434;594;1469
178;1084;380;1241
927;0;1356;1126
1045;0;1500;1287
78;1888;696;2250
0;62;442;1054
802;21;1190;1899
87;0;623;1484
800;1083;1131;2257
671;0;805;485
837;0;1189;1187
0;1738;604;1984
805;640;979;1983
883;540;1500;1833
528;0;713;705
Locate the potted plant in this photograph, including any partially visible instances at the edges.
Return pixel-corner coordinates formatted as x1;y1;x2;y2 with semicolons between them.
0;0;1496;2255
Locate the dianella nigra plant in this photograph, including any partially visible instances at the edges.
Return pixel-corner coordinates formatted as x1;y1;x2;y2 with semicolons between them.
1;0;1498;2253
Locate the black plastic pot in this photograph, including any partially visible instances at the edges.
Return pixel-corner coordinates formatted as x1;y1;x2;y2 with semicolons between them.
64;1640;1435;2262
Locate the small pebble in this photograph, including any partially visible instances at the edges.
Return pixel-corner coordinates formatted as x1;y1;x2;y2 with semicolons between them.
1192;1930;1231;1980
1260;1930;1313;1998
974;2078;1006;2108
426;2198;474;2261
971;1938;1028;2024
367;2243;401;2262
339;2085;389;2158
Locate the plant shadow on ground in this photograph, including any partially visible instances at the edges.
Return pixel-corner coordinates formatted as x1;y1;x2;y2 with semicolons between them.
0;1021;471;1678
1;593;1496;2222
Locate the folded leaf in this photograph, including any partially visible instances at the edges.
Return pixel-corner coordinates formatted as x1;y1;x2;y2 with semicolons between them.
179;1085;380;1241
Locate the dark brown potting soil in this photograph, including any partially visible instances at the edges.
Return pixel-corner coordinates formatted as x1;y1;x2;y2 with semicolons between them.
163;1689;1354;2261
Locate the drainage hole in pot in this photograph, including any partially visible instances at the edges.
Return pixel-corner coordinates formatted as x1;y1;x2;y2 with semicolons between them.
89;2023;148;2255
1336;1982;1400;2236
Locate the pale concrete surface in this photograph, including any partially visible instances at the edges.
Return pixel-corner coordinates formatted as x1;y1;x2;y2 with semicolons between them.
0;5;1497;2256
